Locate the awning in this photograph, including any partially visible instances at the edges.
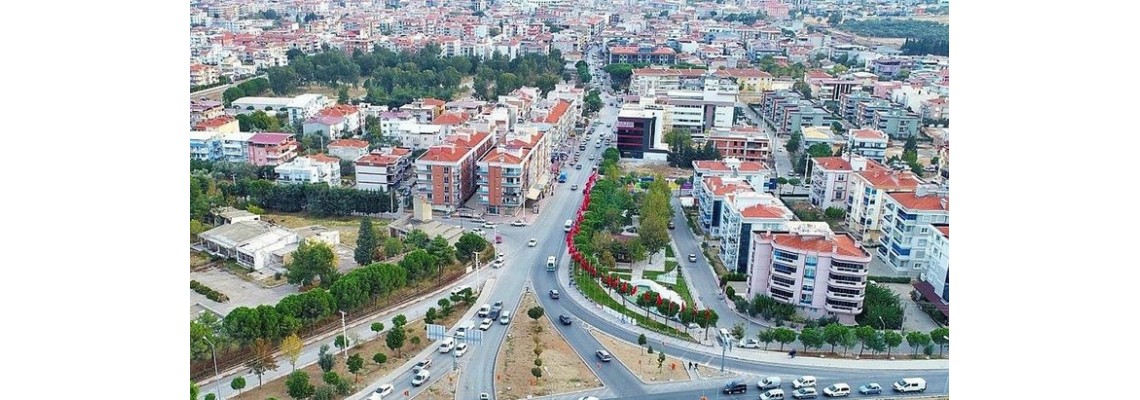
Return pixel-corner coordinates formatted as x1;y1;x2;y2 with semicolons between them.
526;188;542;201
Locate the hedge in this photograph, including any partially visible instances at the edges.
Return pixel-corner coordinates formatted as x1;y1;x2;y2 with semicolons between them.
191;280;230;303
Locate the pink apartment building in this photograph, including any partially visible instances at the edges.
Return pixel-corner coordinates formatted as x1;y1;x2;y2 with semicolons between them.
247;132;299;166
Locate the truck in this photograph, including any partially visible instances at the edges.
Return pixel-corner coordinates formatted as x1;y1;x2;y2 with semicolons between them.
546;256;556;272
558;172;567;183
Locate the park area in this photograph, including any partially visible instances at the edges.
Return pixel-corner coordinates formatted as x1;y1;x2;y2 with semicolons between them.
493;293;600;399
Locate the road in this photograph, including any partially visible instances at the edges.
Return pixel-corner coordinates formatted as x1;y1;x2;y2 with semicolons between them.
738;103;796;179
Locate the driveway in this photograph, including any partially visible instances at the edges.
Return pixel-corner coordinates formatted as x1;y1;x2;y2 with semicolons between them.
879;283;942;333
189;267;298;318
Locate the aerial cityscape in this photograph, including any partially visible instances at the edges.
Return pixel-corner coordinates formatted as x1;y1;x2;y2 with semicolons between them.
188;1;950;399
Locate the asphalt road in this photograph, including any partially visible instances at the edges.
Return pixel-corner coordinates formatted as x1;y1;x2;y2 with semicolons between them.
610;378;949;400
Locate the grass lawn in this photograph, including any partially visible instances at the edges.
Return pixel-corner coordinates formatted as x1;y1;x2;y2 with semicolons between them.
191;251;213;270
673;272;695;310
665;246;674;258
262;212;389;248
573;271;692;341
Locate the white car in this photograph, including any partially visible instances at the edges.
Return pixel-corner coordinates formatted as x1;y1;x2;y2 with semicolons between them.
369;383;395;400
454;343;468;357
492;259;504;268
482;222;496;229
528;238;537;247
479;318;494;330
411;369;430;386
497;252;505;260
511;219;527;227
477;304;491;318
738;338;760;349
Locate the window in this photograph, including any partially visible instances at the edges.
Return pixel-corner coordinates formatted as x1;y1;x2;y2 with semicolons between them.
805;256;818;266
804;265;816;280
800;293;814;305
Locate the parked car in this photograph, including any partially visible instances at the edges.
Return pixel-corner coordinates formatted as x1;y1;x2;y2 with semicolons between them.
722;381;748;395
791;388;817;399
369;383;395;400
528;238;538;247
559;314;573;325
549;289;560;299
454;343;468;357
595;350;613;362
479;318;494;331
758;389;785;400
857;383;881;395
492;258;504;268
892;378;926;393
413;359;432;373
822;383;850;397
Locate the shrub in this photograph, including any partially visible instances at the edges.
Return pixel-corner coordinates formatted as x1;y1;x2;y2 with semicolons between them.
190;280;230;303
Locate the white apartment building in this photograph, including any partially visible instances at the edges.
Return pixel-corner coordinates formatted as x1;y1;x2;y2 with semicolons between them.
877;185;950;272
355;147;413;192
922;224;950;304
718;190;794;273
846;128;889;162
388;119;446;150
844;169;923;246
230;94;332;125
274;155;342;186
220;132;254;163
692;158;773;194
327;139;370;161
809;154;882;210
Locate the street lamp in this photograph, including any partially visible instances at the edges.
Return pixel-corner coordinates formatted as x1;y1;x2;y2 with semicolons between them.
202;337;221;400
339;310;348;360
878;316;886;330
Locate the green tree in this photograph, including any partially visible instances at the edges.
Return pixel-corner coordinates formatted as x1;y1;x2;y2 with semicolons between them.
883;331;904;358
338;86;350;104
373;352;387;365
906;331;932;356
313;386;334;400
247;338;279;387
287;239;339;288
410;336;421;348
455;232;488;262
424;307;438;325
230;377;246;395
191;380;199;400
334;335;349;352
355;217;377;265
317;344;336;373
268;66;302;95
527;305;545;321
930;327;949;357
392;314;408;328
822;323;848;354
785;131;802;153
758;329;776;350
531;367;543;379
385;323;406;357
223;87;245;106
371;322;385;335
286;371;315;400
806;143;832;158
798;327;825;352
772;327;797;351
404;229;431;249
427;235;456;266
638;333;648;352
346;353;365;382
854;325;876;357
437;298;453;316
322;371;340;386
639;214;670;262
281;333;303;371
840;329;859;356
382;237;404;259
657;350;666;369
776;177;789;193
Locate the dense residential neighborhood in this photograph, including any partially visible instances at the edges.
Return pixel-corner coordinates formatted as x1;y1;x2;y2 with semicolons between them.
189;1;951;399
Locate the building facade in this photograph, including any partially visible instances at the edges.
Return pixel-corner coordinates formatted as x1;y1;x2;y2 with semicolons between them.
274;154;342;186
877;186;950;272
414;130;495;212
247;132;299;166
844;169;922;246
356;147;413;192
846;128;889;162
718;191;794;273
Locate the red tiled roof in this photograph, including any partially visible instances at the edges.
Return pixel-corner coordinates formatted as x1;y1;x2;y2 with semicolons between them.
478;147;526;164
418;131;490;163
328;139;370;149
249;132;294;145
856;170;921;191
318;104;359;118
772;232;869;259
193;115;236;130
693;160;768;172
888;192;949;212
356;153;401;167
740;204;789;219
850;129;887;140
933;224;949;239
423;98;446;106
432;112;468;125
812;157;851;171
543;100;571;124
308;154;340;164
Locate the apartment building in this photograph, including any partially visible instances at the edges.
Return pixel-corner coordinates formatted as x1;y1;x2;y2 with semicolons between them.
231;94;332;125
220;132;254;164
695;176;755;236
274;154;342;186
190;131;222;161
872;109;922;138
248;132;299;166
844;168;923;246
356;147;413;192
190;64;220;87
302;104;363;138
414;130;495;212
630;68;707;97
846;128;889;162
656;85;737;139
801;126;843;154
760;91;830;135
692;158;773;194
916;224;950;320
813;79;858;101
606;44;678;65
920;97;950;121
705;126;771;163
712;68;775;104
193;115;240;133
877;185;950;273
809;155;883;210
719;191;794;273
747;222;872;324
191;100;225;128
539;99;574;146
327;139;370;161
476;145;533;216
615;106;668;160
838;91;874;123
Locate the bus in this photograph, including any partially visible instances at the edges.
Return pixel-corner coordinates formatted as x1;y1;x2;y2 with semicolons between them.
564;219;572;232
546;256;556;272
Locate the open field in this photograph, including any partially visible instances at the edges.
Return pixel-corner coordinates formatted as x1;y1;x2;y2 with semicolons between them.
262;212;390;248
297;84;369;101
493;293;601;399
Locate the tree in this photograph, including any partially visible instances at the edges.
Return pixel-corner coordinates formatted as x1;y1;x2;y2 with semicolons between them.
806;143;832;158
883;331;904;358
798;327;825;352
758;329;776;350
317;344;336;373
638;333;648;352
840;329;859;356
404;229;431;250
334;335;349;352
854;326;876;357
930;327;949;357
373;352;387;365
281;333;303;371
639;215;670;261
427;235;456;267
313;386;334;400
286;371;316;400
385;324;407;357
338;86;351;104
287;239;339;288
437;298;453;316
346;353;365;382
191;380;199;400
382;237;404;259
772;327;797;351
785;131;802;153
455;232;488;262
410;336;421;348
392;314;408;328
823;323;848;354
424;307;438;324
231;377;247;395
371;322;385;335
657;350;666;369
531;367;543;379
268;66;302;96
527;305;545;321
906;331;932;356
355;218;377;265
247;338;279;387
730;322;746;340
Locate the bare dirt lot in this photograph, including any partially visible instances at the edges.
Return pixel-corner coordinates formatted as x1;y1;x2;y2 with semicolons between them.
416;369;460;400
297;84;368;101
261;212;389;248
589;330;691;383
494;293;601;399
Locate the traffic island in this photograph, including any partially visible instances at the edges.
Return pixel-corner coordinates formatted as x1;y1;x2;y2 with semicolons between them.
588;330;691;383
493;292;602;399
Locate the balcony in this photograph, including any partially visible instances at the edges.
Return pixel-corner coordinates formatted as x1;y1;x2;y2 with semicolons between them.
824;302;862;314
830;265;868;276
825;289;865;302
828;278;866;289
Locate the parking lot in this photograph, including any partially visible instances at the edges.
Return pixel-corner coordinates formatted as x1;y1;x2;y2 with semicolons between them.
190;266;298;319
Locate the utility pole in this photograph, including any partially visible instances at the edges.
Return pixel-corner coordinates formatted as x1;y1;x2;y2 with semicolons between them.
339;310;348;360
202;337;221;400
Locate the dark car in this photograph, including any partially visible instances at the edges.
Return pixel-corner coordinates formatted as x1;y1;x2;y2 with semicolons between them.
723;381;748;395
559;314;572;325
595;350;613;362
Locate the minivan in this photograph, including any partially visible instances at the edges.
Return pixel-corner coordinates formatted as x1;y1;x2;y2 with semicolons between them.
822;383;849;397
758;376;782;390
499;310;511;325
892;378;926;393
722;381;748;395
438;337;454;353
792;376;817;389
759;389;785;400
